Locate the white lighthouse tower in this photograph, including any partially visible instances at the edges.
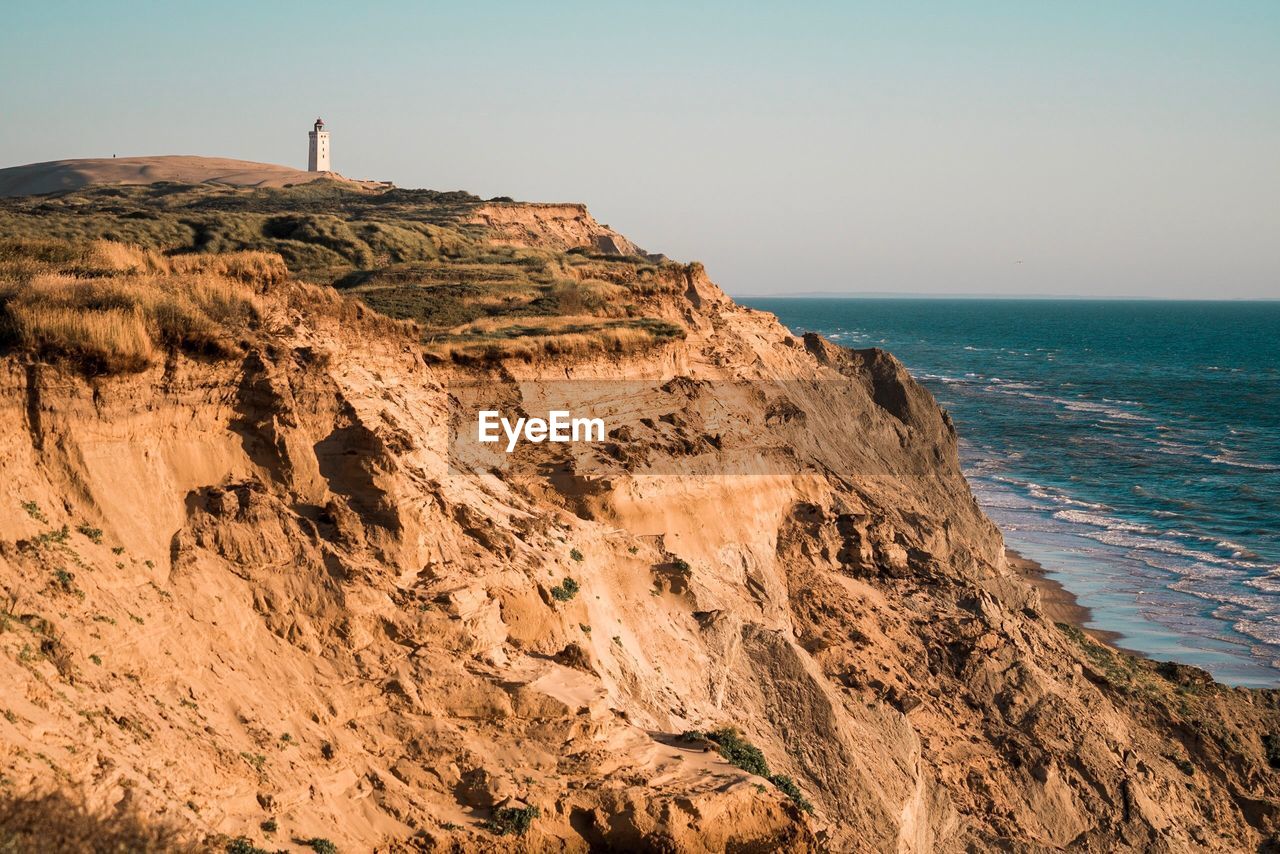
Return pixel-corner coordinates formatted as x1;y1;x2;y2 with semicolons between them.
307;118;330;172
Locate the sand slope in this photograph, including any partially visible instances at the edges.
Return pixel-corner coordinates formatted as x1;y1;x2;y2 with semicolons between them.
0;155;381;197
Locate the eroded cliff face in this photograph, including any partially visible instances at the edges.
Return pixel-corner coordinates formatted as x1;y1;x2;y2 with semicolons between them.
465;203;647;257
2;213;1280;853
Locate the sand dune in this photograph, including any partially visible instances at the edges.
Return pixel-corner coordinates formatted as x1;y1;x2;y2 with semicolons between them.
0;155;383;197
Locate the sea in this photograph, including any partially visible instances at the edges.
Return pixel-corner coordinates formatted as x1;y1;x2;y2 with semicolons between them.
746;298;1280;687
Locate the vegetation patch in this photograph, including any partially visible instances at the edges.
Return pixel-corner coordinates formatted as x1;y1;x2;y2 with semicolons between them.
0;240;266;374
226;838;270;854
1263;734;1280;769
682;727;814;813
693;727;769;777
239;752;267;773
75;524;103;544
484;804;540;837
0;183;691;368
36;525;70;546
766;774;815;814
549;577;580;602
1055;621;1140;688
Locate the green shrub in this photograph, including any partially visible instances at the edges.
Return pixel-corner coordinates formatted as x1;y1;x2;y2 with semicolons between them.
226;838;269;854
1263;734;1280;769
485;805;540;836
569;548;584;562
768;774;815;813
37;525;69;545
550;577;580;602
685;728;814;813
76;524;103;544
301;837;339;854
703;727;769;777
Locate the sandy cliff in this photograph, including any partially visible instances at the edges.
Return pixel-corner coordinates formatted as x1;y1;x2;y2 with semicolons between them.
1;193;1279;853
465;203;646;257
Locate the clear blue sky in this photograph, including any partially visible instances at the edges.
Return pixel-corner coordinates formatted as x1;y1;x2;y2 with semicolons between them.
2;1;1277;297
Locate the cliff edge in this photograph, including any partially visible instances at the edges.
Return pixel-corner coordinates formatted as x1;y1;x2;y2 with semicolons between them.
0;181;1278;852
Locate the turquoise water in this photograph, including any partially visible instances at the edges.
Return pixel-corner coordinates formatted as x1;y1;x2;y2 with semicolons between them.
747;298;1280;686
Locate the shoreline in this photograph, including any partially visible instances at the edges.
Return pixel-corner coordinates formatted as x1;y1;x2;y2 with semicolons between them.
1007;548;1144;656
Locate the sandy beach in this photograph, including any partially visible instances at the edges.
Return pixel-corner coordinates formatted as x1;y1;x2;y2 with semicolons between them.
1006;548;1136;651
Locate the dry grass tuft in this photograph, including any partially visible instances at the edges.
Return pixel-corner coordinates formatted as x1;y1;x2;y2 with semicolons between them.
168;251;288;286
426;315;684;363
0;237;286;287
7;303;155;373
1;262;262;374
0;788;201;853
84;240;167;275
0;232;683;372
549;278;626;315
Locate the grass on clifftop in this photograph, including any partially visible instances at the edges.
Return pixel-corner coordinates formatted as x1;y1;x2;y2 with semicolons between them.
0;237;415;375
0;239;268;373
0;182;689;367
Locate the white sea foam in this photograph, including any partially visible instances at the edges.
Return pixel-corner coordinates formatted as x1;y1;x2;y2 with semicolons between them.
1057;399;1154;422
1053;508;1156;535
1232;619;1280;646
1245;574;1280;594
916;372;968;385
1152;440;1201;457
1051;511;1264;573
1169;578;1262;605
1209;454;1280;472
1026;485;1110;511
1220;542;1263;561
